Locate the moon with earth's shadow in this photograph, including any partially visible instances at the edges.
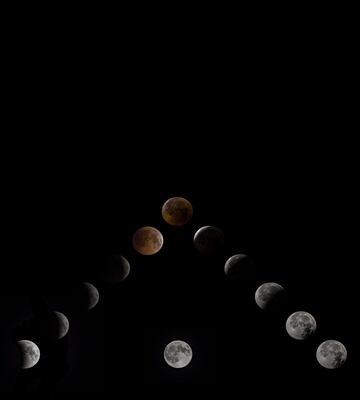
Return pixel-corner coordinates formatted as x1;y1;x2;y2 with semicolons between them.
100;254;130;284
164;340;192;368
193;226;224;255
67;282;99;313
133;226;163;255
82;282;100;310
17;340;40;369
162;197;193;226
255;282;285;310
224;254;253;279
48;311;69;339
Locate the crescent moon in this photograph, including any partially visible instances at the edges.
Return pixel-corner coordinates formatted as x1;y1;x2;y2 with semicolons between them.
100;254;130;284
83;282;100;310
53;311;69;339
193;226;224;255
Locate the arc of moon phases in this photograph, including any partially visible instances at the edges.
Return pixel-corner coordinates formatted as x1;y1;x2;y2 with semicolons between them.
193;225;224;255
17;340;40;369
162;197;193;226
164;340;192;368
286;311;317;340
316;340;347;369
132;226;163;255
255;282;285;310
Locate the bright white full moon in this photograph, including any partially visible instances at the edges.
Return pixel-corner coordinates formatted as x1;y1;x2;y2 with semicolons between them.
164;340;192;369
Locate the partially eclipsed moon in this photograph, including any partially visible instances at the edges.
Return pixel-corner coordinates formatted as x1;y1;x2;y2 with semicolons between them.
224;254;252;279
49;311;69;339
17;340;40;369
255;282;284;310
193;225;224;255
83;282;100;310
54;311;69;339
100;254;130;284
164;340;192;369
132;226;163;255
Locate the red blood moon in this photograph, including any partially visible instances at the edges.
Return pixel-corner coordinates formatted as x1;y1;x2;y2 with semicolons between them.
162;197;193;226
132;226;164;255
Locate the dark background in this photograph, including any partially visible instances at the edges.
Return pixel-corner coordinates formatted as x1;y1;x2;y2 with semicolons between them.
0;14;357;395
1;144;356;394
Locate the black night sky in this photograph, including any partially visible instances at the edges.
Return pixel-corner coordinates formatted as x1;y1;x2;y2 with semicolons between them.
1;145;356;394
0;24;357;395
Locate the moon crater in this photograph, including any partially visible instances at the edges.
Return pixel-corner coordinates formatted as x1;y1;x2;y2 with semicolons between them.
316;340;347;369
286;311;317;340
17;340;40;369
133;226;163;255
255;282;284;310
162;197;193;226
164;340;192;369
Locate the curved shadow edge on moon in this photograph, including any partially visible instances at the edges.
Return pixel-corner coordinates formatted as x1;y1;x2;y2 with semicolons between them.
100;254;130;284
17;340;40;369
83;282;100;310
224;254;252;278
193;226;224;255
255;282;285;309
53;311;70;339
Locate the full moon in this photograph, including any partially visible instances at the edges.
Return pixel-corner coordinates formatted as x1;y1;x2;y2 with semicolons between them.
316;340;347;369
193;225;224;255
162;197;193;226
255;282;285;310
132;226;163;255
17;340;40;369
286;311;317;340
164;340;192;369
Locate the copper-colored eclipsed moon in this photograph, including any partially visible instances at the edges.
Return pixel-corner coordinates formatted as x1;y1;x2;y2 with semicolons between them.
162;197;193;226
132;226;163;255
